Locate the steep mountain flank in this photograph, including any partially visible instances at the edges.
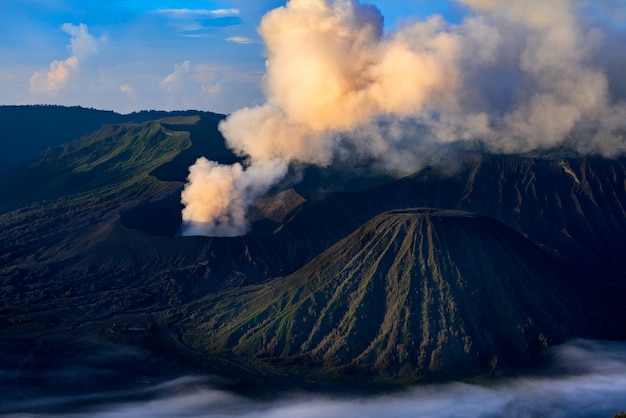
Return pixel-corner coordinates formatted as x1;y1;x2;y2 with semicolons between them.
185;209;607;382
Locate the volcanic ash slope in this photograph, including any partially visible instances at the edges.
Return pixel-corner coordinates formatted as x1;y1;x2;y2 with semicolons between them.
185;208;609;383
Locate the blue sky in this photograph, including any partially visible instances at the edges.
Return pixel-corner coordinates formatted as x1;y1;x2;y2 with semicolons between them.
0;0;465;114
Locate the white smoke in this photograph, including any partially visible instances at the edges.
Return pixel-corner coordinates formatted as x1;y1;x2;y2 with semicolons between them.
180;158;287;236
180;0;626;237
462;0;626;150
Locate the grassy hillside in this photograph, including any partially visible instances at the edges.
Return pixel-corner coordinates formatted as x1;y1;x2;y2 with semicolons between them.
0;118;193;270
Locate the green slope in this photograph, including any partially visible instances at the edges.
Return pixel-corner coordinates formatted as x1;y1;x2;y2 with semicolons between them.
3;122;186;205
184;209;607;383
0;105;225;172
0;118;192;269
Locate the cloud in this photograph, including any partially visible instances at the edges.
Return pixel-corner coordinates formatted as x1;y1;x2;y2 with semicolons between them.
226;36;255;44
154;8;242;31
454;0;626;151
180;158;288;236
160;60;192;93
120;83;134;95
29;56;79;95
181;0;492;235
158;61;246;112
61;23;101;58
120;83;139;104
155;8;240;19
181;0;626;237
160;60;223;104
29;23;101;96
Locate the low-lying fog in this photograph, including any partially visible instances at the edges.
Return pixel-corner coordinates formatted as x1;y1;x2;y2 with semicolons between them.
2;339;625;418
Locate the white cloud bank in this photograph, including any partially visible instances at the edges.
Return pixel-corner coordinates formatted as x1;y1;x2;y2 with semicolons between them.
3;340;626;418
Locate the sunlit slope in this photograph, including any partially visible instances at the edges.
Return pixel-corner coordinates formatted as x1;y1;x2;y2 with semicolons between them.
5;123;188;204
0;105;225;172
186;209;602;382
0;120;192;266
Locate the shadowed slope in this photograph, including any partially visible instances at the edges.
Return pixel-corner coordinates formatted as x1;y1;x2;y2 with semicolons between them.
187;209;607;382
277;154;626;282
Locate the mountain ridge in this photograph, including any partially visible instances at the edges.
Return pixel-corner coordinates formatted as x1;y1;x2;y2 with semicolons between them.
0;105;225;173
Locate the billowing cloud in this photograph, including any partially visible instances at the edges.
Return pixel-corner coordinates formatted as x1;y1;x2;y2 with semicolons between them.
29;23;101;96
455;0;626;151
29;56;79;95
180;158;288;236
62;23;100;58
181;0;626;237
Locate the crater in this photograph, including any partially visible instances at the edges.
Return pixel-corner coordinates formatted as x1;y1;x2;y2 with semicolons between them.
120;191;183;237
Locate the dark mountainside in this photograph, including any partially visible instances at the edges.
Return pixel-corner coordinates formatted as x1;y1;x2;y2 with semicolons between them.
1;107;626;396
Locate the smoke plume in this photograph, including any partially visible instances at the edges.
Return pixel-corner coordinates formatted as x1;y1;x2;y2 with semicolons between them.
181;0;626;237
181;158;287;236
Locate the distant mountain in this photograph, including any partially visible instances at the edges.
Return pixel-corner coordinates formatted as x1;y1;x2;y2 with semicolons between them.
183;209;612;383
0;105;225;172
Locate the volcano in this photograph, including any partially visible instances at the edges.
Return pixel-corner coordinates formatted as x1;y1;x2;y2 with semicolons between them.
184;209;611;382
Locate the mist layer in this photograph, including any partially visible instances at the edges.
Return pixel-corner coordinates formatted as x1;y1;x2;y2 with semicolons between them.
3;340;626;418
